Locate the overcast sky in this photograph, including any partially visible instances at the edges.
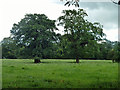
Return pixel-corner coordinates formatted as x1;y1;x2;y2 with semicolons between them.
0;0;119;42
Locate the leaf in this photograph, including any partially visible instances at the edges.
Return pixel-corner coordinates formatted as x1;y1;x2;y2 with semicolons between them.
76;2;79;7
64;1;70;6
68;4;71;7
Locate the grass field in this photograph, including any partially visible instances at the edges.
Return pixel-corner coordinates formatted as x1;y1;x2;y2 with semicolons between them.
2;59;118;88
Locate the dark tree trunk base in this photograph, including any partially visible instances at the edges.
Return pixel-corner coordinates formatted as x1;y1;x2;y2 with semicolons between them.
113;59;120;63
112;59;115;63
76;58;79;63
34;59;41;63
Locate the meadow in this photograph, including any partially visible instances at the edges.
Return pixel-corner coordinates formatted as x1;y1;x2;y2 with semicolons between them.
2;59;118;88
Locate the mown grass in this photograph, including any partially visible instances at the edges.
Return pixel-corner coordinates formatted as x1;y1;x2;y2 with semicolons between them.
2;59;118;88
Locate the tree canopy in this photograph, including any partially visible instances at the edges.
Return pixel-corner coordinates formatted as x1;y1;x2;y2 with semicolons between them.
58;9;105;63
10;14;59;60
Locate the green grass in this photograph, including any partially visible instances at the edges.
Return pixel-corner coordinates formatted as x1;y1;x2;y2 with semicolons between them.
2;59;118;88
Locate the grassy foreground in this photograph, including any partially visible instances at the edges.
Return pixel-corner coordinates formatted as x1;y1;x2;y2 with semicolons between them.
2;59;118;88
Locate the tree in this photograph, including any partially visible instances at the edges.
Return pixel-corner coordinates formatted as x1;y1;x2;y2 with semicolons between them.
112;41;120;63
58;9;105;63
1;37;17;59
10;14;59;63
56;34;73;59
98;39;113;60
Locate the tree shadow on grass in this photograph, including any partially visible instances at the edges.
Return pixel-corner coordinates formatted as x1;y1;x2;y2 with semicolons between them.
23;61;52;64
24;61;78;64
40;59;77;64
23;60;114;64
65;61;76;63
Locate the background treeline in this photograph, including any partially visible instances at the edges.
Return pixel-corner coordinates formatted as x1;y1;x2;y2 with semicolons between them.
0;12;119;61
1;37;119;60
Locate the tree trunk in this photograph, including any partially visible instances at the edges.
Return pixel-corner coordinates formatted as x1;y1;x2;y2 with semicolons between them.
76;57;79;63
112;59;115;63
34;59;41;63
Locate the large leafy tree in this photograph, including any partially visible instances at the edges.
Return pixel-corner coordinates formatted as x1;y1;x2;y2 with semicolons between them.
10;14;59;62
58;9;105;63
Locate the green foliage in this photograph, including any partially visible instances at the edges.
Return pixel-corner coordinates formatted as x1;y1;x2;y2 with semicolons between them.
112;42;120;63
1;12;118;60
34;56;40;60
98;40;113;60
58;9;105;60
1;37;17;59
10;14;59;59
56;35;72;58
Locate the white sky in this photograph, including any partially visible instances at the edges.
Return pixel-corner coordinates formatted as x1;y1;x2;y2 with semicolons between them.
0;0;119;42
